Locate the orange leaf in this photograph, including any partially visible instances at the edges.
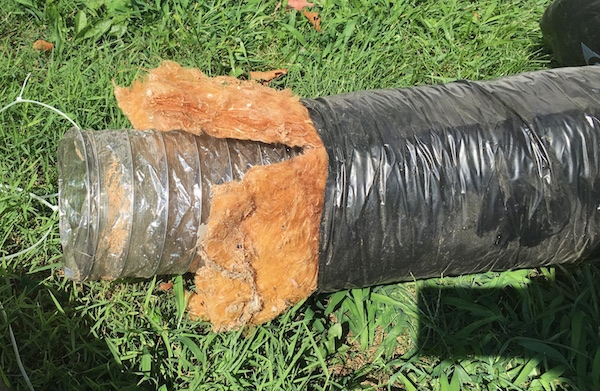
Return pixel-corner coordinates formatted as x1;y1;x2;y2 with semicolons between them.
159;281;174;291
32;39;53;52
302;10;321;32
288;0;314;11
250;68;288;84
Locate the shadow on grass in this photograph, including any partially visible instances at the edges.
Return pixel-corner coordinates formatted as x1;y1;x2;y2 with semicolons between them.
417;283;543;359
0;274;155;391
415;262;600;379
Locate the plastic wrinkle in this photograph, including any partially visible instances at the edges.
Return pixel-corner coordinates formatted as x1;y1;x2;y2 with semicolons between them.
304;65;600;292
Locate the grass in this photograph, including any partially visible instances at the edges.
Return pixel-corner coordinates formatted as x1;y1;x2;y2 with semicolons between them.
1;0;598;389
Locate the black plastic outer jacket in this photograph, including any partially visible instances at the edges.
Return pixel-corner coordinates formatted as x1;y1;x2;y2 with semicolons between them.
303;66;600;292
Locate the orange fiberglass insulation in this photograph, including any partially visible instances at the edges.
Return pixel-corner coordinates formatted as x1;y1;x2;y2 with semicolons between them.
114;61;328;331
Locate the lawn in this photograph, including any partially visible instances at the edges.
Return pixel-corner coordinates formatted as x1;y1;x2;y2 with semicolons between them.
2;0;599;390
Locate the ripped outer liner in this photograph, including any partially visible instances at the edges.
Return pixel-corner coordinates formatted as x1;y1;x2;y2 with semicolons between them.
304;65;600;292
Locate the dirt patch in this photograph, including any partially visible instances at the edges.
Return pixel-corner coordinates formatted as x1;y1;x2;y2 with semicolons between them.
328;325;414;389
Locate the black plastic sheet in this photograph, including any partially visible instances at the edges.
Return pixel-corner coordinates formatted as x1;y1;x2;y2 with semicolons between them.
304;66;600;292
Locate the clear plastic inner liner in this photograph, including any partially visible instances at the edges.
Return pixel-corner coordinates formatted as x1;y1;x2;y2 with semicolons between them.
58;128;300;281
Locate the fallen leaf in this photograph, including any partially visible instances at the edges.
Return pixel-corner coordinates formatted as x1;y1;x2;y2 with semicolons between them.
250;68;288;84
159;281;174;291
32;39;53;52
302;10;321;32
288;0;314;11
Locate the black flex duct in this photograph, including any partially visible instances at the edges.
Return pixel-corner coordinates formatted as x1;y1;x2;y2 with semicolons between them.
540;0;600;66
304;66;600;292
